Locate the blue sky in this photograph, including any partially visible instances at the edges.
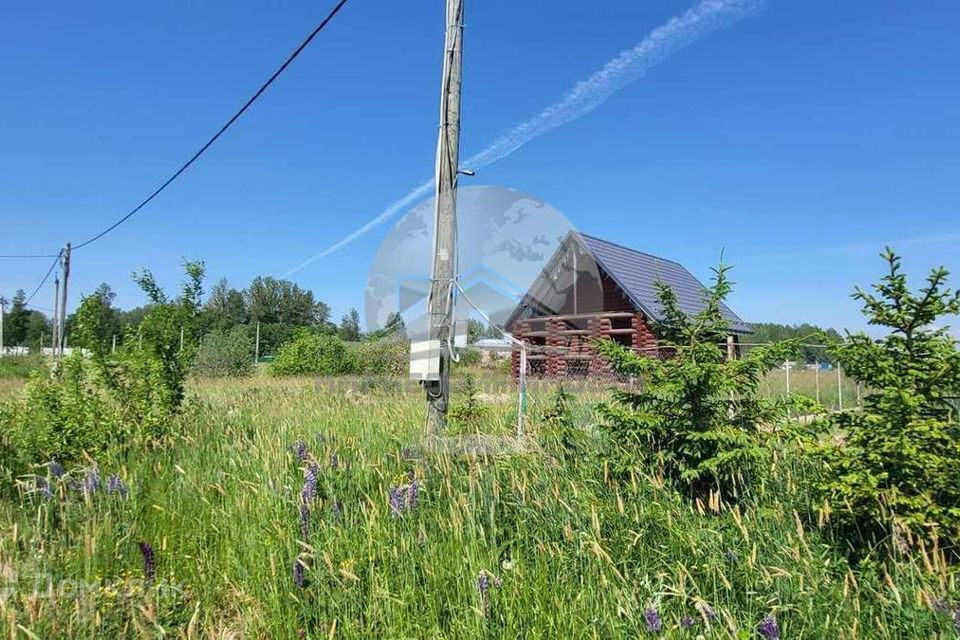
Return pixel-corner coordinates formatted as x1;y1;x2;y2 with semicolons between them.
1;0;958;332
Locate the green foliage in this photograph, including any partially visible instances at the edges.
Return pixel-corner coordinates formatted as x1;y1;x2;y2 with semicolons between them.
0;354;44;379
0;351;180;483
3;371;960;637
131;260;205;410
270;330;351;376
453;348;481;367
449;374;489;429
0;354;121;481
348;338;408;376
0;264;206;485
540;384;590;463
809;248;960;550
193;326;253;378
246;276;329;327
1;289;51;348
73;284;121;360
364;312;406;342
597;262;796;497
749;322;844;363
338;307;361;342
200;277;249;333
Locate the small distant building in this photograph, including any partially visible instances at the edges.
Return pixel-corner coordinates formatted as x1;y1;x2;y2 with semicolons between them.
472;337;512;365
505;232;752;379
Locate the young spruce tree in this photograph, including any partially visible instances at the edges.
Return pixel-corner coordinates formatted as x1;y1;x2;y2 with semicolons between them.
811;248;960;549
596;263;795;498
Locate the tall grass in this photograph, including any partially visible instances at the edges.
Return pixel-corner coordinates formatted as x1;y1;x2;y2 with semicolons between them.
0;375;956;637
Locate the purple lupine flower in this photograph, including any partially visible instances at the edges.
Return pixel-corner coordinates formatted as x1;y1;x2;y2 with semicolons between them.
701;603;717;622
477;571;490;597
293;440;308;461
329;453;339;470
293;558;305;588
680;615;696;630
36;476;53;500
49;460;65;478
301;463;318;503
388;485;405;518
408;480;421;510
299;502;310;540
757;616;779;639
477;570;500;614
83;467;100;493
138;542;156;582
644;607;662;633
106;474;129;499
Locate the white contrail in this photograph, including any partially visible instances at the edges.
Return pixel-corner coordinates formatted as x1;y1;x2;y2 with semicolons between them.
284;0;762;276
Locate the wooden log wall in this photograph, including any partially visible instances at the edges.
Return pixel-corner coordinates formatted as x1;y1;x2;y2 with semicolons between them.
512;311;658;380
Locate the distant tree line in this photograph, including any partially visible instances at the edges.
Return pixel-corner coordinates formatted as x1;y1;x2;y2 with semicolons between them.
0;290;51;348
1;274;380;357
747;322;844;363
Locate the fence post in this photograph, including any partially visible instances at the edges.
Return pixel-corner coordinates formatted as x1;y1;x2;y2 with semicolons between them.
815;362;820;404
837;365;843;411
516;345;527;437
254;321;261;364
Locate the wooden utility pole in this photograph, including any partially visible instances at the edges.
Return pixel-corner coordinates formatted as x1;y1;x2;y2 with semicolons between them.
0;298;4;357
254;321;261;363
52;275;60;357
424;0;465;434
58;244;71;358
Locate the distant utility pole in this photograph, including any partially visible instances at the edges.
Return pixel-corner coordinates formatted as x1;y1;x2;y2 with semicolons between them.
424;0;465;435
58;243;71;358
0;298;5;357
52;275;60;357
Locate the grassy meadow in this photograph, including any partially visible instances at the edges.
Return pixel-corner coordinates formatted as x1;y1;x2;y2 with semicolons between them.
0;370;958;638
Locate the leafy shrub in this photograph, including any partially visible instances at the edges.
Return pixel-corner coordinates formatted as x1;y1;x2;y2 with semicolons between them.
809;249;960;550
348;338;408;376
255;322;300;358
271;331;351;376
193;326;253;377
0;355;123;482
597;263;795;497
0;262;204;485
129;261;205;411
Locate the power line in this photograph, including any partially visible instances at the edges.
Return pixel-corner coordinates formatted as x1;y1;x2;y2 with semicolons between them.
73;0;350;251
23;250;63;306
26;303;53;313
0;253;61;259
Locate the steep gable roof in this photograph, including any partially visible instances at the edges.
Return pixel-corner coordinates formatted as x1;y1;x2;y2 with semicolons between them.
572;232;752;334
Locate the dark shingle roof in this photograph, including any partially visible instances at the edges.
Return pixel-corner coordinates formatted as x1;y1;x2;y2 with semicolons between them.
574;232;752;334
